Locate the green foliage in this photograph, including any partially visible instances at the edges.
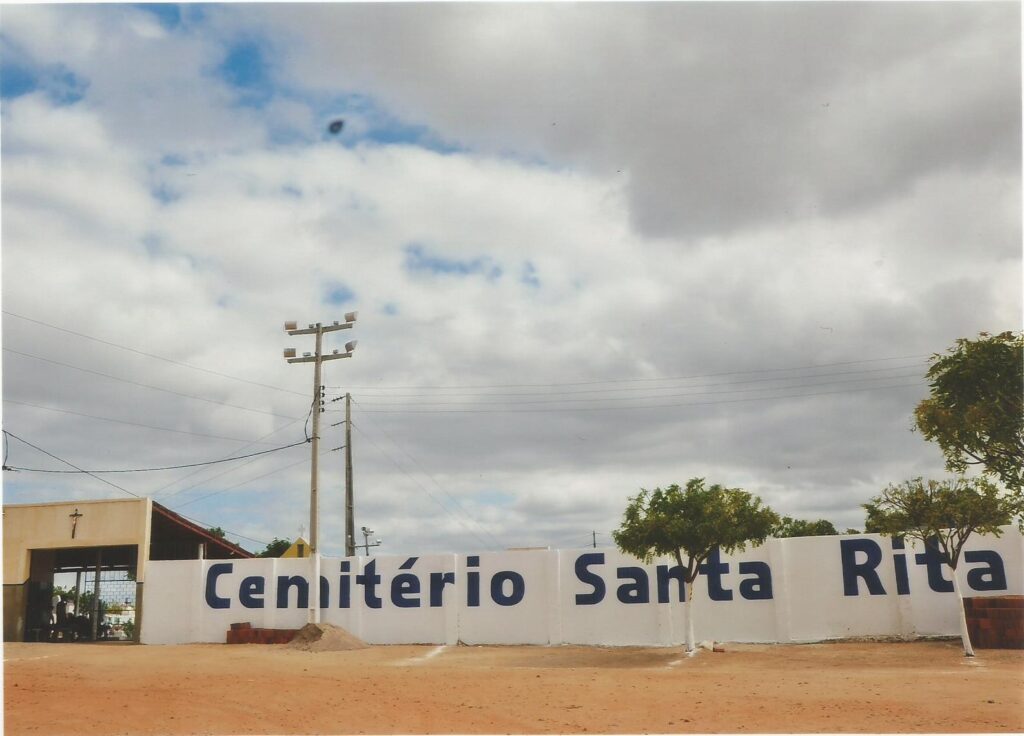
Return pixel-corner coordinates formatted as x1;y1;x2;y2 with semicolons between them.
257;537;292;558
915;331;1023;493
206;526;227;539
613;478;779;581
123;620;135;640
864;477;1021;568
772;516;839;538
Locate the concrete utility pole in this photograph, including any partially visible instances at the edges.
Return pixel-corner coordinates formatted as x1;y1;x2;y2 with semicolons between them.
344;393;355;557
284;314;357;624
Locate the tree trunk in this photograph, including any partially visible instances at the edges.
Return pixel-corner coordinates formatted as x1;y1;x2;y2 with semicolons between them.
684;579;696;653
949;565;975;657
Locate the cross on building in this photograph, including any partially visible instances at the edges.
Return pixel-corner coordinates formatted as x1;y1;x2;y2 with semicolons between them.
69;508;83;539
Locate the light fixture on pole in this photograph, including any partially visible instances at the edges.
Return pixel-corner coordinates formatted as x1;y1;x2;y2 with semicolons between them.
360;526;382;555
284;312;357;624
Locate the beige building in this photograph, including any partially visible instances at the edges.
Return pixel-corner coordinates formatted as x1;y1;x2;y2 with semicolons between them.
3;497;252;643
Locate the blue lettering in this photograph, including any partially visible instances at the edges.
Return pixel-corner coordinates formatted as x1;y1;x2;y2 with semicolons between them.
737;561;773;600
491;571;525;606
392;573;421;608
339;561;351;608
276;575;308;608
656;564;687;603
205;563;233;609
698;548;732;601
891;538;910;595
616;567;650;604
429;571;455;607
574;553;606;605
239;575;264;608
840;538;886;596
467;556;480;607
965;550;1007;591
915;540;953;593
357;559;382;608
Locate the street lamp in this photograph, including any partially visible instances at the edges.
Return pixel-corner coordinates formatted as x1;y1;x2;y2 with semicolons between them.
360;526;382;555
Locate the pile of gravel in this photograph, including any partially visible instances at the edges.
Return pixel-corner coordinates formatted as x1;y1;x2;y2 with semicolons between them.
286;623;367;652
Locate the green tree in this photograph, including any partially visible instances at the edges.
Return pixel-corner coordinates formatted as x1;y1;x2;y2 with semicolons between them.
863;477;1021;657
207;526;227;539
257;537;292;558
914;331;1023;493
771;516;839;538
613;478;779;653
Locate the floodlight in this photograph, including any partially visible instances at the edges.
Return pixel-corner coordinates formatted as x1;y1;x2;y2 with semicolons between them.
284;321;297;331
345;340;358;353
344;311;358;323
284;348;297;358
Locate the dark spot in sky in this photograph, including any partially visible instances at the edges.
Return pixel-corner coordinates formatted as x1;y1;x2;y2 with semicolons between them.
328;119;344;135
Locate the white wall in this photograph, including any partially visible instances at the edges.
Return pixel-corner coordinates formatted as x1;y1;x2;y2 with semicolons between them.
142;529;1024;646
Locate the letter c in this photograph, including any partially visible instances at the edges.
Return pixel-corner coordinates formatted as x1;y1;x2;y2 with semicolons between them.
205;562;233;609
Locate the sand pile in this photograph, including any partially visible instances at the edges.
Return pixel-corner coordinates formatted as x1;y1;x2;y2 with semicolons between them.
286;623;367;652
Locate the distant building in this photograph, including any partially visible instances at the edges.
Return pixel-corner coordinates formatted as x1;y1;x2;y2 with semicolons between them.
3;497;252;643
280;536;310;558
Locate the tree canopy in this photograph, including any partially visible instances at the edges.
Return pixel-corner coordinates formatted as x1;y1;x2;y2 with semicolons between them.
914;331;1023;493
257;537;292;558
613;478;779;582
771;516;839;538
614;478;778;653
864;477;1018;569
206;526;227;539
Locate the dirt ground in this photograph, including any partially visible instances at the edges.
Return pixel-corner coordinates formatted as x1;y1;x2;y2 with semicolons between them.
4;639;1023;734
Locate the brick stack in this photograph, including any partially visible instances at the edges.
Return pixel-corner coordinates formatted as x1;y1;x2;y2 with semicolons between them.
225;622;299;645
963;596;1024;649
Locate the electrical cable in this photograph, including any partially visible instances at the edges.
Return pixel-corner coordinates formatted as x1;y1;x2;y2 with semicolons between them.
347;380;927;414
3;398;285;444
1;431;140;498
323;353;930;391
326;361;927;400
2;310;305;397
3;347;303;420
346;369;926;407
4;439;310;474
348;420;500;550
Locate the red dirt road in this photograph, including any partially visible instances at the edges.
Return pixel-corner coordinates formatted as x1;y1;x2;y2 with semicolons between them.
4;639;1023;734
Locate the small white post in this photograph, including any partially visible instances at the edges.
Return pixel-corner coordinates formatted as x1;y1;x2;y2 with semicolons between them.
950;567;975;657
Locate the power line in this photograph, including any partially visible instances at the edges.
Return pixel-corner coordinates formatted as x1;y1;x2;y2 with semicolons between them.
154;417;309;500
351;398;505;549
327;361;927;400
348;380;927;413
348;419;501;551
346;369;926;408
171;453;319;510
2;310;305;397
2;431;140;498
3;398;285;444
4;439;310;474
324;353;930;391
3;347;302;420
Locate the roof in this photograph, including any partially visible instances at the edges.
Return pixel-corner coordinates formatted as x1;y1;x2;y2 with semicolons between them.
151;502;254;559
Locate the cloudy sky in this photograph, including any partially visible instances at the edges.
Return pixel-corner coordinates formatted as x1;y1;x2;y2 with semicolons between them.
1;2;1020;557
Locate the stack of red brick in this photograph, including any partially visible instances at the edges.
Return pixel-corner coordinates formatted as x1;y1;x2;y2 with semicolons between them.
225;622;298;645
964;596;1024;649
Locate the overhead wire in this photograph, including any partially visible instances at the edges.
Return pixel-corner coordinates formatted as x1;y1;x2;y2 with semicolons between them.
2;310;305;397
347;417;501;551
3;398;286;444
4;438;310;474
323;353;930;391
339;379;927;414
2;430;140;498
3;347;303;420
350;396;506;549
344;368;926;408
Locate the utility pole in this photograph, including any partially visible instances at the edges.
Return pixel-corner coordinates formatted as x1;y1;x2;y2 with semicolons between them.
284;314;357;624
345;393;355;557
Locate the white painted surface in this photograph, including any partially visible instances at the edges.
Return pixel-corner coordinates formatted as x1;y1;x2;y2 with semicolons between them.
142;528;1023;646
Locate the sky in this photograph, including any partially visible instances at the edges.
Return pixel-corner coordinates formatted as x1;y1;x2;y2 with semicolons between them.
1;2;1020;558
